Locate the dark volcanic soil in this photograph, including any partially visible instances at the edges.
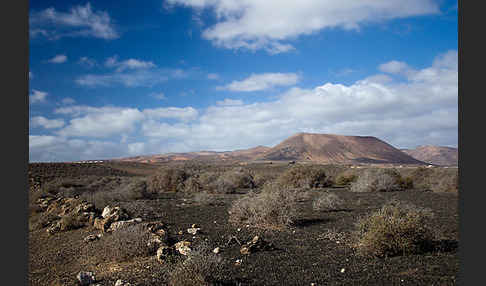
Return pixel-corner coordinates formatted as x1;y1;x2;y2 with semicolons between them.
28;162;459;286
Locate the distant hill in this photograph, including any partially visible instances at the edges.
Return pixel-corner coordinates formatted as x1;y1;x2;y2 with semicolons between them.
401;146;458;166
115;132;428;165
255;133;426;165
116;145;271;163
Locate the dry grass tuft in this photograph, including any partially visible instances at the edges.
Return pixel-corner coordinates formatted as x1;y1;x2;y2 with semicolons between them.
275;165;331;189
166;241;226;286
312;192;345;211
349;168;403;192
354;200;435;257
228;182;299;229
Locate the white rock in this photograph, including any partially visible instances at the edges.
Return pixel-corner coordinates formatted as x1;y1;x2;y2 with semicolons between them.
101;206;112;218
340;268;345;273
213;247;220;254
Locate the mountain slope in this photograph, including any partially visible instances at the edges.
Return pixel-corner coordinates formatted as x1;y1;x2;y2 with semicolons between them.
401;146;458;166
257;133;426;164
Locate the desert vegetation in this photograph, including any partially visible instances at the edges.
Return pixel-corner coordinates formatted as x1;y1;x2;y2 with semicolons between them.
28;161;459;286
354;200;435;257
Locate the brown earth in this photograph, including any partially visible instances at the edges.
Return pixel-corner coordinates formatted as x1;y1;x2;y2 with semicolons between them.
258;133;426;165
401;146;458;166
28;161;458;286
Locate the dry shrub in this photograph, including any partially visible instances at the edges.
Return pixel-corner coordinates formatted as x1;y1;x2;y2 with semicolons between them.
147;168;190;193
183;176;203;193
355;200;435;257
276;165;331;189
80;177;151;209
166;241;226;286
94;224;152;262
228;182;299;229
199;168;255;194
335;169;358;186
349;168;403;192
409;167;458;192
312;192;345;211
252;172;279;188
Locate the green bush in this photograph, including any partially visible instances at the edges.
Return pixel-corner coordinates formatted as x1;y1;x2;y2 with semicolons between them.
355;200;435;257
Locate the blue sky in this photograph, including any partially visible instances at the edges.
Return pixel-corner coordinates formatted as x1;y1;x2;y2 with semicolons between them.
29;0;458;162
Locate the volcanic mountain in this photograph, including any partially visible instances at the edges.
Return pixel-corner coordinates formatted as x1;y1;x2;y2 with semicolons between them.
401;145;458;166
255;133;426;165
115;133;426;165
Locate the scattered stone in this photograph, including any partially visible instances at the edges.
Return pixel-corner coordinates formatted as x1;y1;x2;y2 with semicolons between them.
340;268;346;273
240;236;274;255
115;279;131;286
156;245;173;262
213;247;220;254
77;271;95;286
108;218;143;232
187;227;201;235
84;234;100;243
174;241;192;255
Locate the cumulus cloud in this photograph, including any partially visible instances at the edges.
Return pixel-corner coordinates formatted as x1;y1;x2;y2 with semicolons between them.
78;56;97;68
30;2;119;40
104;55;156;72
56;107;145;138
30;50;457;162
30;116;65;129
75;66;195;88
166;0;439;53
216;98;243;106
143;107;199;121
48;54;67;64
30;90;48;103
218;72;300;91
75;70;169;87
61;97;76;105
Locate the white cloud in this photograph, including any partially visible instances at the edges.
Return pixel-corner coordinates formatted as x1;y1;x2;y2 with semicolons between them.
30;90;48;103
75;70;169;87
30;2;119;40
216;98;243;106
30;51;457;161
30;116;65;129
61;97;76;105
166;0;439;53
48;54;67;64
104;55;156;72
219;72;300;91
143;107;199;121
56;107;145;138
378;60;412;75
75;66;194;88
29;135;126;162
78;56;97;68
